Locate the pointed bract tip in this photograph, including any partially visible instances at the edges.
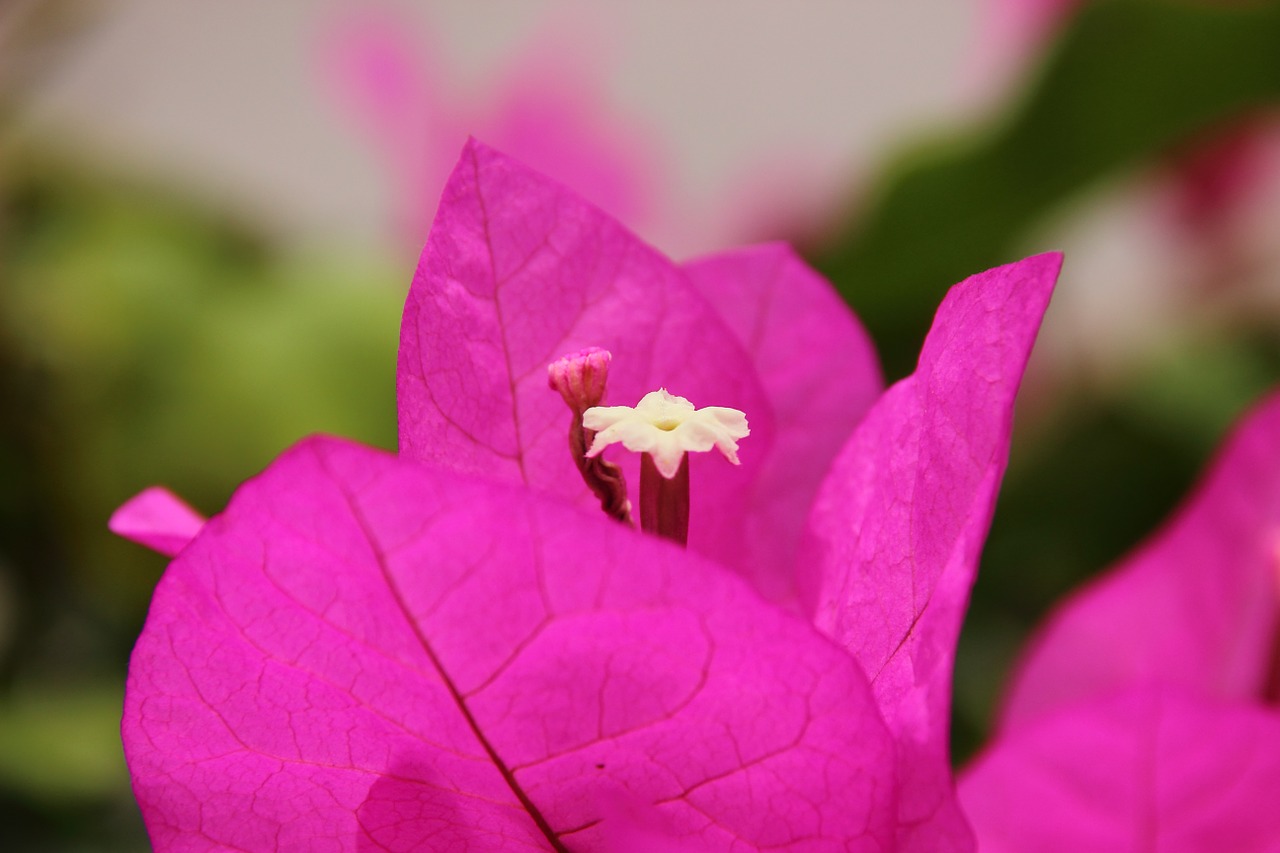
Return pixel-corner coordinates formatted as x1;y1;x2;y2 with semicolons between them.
109;486;206;558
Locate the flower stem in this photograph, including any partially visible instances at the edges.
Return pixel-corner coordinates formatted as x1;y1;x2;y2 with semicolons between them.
1264;550;1280;705
1265;619;1280;705
572;422;632;524
640;453;689;546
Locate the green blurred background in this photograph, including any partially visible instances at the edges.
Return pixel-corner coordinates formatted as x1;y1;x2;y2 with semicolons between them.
2;1;1279;849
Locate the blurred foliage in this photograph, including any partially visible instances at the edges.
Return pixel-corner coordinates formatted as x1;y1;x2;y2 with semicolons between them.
1;150;402;849
814;0;1280;377
0;682;125;799
2;149;401;649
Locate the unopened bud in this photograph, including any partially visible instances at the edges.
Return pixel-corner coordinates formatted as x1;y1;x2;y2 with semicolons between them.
548;347;632;525
548;347;612;414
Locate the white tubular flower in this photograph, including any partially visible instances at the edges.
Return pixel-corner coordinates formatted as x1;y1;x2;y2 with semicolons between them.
582;389;750;479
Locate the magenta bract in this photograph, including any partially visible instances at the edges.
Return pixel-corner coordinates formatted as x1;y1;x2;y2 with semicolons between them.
126;438;897;849
802;253;1059;850
962;687;1280;853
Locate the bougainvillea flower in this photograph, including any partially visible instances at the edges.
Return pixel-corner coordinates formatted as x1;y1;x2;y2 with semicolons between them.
959;388;1280;850
120;140;1061;849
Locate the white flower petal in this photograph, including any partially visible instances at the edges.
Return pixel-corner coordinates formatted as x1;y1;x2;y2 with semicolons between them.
581;388;749;478
582;404;638;432
650;435;687;478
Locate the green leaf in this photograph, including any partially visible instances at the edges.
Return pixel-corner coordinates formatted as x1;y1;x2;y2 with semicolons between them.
0;682;129;801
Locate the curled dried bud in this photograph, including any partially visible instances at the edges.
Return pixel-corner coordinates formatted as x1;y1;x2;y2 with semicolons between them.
548;347;612;414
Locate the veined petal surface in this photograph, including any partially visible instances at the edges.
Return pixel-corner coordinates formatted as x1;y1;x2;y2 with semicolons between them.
960;688;1280;853
683;244;882;602
397;140;779;593
124;437;897;851
802;253;1062;851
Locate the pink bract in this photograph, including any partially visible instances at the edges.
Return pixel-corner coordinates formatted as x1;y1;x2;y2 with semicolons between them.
802;254;1058;850
121;140;1063;850
961;687;1280;853
320;8;660;247
960;389;1280;851
396;142;896;602
1000;389;1280;729
126;438;897;850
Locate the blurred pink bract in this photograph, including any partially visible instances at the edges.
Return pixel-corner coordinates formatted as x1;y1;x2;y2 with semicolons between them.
319;8;662;248
961;390;1280;851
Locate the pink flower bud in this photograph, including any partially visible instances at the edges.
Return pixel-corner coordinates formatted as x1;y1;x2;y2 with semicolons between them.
547;347;612;413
